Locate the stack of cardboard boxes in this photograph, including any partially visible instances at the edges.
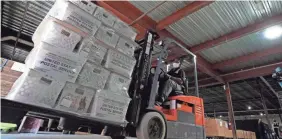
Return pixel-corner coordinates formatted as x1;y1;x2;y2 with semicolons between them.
6;0;138;125
205;118;256;139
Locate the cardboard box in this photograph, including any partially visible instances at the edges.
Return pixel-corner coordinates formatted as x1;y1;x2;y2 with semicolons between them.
113;19;137;41
205;118;227;137
250;132;256;139
70;0;97;15
93;7;117;27
95;25;119;48
116;37;137;57
76;62;110;90
90;90;131;123
81;39;108;65
25;43;86;82
33;19;82;53
6;69;65;108
236;130;244;138
105;72;131;96
55;82;95;113
104;49;136;78
48;0;101;35
225;130;233;138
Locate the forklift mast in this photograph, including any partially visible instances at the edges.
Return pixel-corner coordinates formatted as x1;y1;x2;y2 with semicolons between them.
127;31;158;126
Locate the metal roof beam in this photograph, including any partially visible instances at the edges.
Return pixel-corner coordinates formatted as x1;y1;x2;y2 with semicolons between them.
190;14;282;53
156;1;213;31
212;45;282;69
198;62;282;87
97;1;225;84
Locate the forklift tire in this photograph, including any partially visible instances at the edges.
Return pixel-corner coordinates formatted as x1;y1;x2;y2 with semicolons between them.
136;112;166;139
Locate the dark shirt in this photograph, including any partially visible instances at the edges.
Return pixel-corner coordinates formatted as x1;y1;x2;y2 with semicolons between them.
167;67;185;84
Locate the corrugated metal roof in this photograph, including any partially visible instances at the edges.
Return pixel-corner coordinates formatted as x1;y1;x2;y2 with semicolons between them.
220;52;282;73
129;1;192;22
1;1;53;37
166;1;282;46
200;24;282;64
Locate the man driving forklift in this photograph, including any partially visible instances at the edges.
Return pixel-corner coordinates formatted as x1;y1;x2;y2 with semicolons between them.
156;57;186;106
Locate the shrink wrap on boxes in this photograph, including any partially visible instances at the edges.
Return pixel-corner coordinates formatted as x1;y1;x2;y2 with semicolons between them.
94;25;119;48
70;0;97;15
6;69;65;108
76;62;110;90
33;19;82;52
113;19;137;41
48;0;101;35
105;72;131;96
93;7;117;27
55;82;95;113
25;43;86;82
90;90;131;123
116;37;137;57
104;49;136;78
81;39;108;65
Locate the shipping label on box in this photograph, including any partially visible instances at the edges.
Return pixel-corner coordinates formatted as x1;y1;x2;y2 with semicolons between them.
104;49;136;78
25;45;86;82
76;62;110;89
95;25;119;48
116;37;137;57
33;20;82;52
105;72;131;96
55;82;95;113
113;19;137;41
81;39;108;65
70;0;97;15
6;69;65;108
48;0;101;35
90;90;131;122
93;7;117;27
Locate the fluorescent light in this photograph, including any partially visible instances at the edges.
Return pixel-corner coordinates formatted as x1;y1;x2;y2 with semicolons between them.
260;113;263;116
264;26;282;39
248;106;252;110
219;115;222;118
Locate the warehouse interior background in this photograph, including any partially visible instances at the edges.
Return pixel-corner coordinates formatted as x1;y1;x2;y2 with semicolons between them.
1;0;282;128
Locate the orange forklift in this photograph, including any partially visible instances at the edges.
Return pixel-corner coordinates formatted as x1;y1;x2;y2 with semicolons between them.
126;31;205;139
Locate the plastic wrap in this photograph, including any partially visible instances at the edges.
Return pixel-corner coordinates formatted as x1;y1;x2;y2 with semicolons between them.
6;69;65;108
81;39;108;65
105;72;131;96
48;0;101;35
25;43;86;82
33;19;82;52
90;90;131;123
94;25;119;48
116;37;137;57
104;49;136;78
76;62;110;90
55;82;95;113
113;19;137;41
93;6;117;27
70;0;97;15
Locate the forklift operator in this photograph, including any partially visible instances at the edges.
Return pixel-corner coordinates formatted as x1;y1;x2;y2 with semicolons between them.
156;58;186;105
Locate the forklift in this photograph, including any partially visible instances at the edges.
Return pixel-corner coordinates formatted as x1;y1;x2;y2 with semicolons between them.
1;31;205;139
125;31;205;139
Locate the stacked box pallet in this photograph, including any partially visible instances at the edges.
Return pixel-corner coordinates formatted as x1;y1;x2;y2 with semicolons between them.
6;0;138;124
1;59;23;97
205;118;229;137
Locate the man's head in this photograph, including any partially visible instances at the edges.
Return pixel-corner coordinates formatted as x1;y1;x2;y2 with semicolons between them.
172;56;186;68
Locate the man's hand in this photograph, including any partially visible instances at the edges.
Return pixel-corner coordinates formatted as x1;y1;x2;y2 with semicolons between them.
171;77;183;84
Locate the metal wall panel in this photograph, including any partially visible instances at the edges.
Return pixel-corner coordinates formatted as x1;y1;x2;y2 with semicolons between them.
167;1;282;46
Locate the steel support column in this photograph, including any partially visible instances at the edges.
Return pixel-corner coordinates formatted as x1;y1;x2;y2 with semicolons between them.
225;83;237;139
257;79;272;129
